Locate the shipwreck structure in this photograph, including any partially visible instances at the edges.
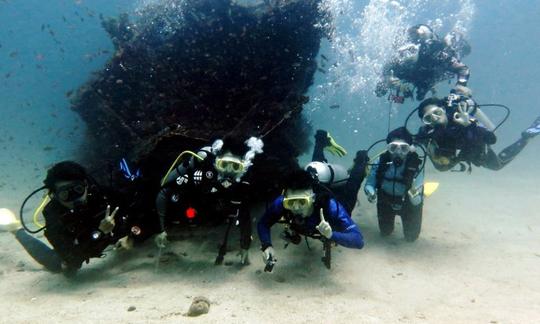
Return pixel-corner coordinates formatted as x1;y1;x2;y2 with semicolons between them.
71;0;329;194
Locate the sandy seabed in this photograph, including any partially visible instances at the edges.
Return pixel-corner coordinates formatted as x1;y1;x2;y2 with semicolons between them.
0;148;539;324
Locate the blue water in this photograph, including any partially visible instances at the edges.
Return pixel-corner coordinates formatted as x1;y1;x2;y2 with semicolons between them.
0;0;539;206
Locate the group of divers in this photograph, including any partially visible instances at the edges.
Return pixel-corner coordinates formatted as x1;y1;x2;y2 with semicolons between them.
1;24;540;276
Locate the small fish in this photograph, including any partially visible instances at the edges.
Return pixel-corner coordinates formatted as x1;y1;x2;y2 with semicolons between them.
43;146;55;151
321;54;328;61
62;16;67;22
329;104;340;109
9;51;18;58
41;24;45;31
5;72;11;78
317;68;327;74
65;90;73;97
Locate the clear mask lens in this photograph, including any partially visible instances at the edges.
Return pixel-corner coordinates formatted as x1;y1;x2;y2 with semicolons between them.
388;142;411;155
283;196;312;212
422;108;444;125
216;158;245;174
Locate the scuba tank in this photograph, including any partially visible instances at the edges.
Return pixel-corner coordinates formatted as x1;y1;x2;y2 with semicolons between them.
304;161;349;188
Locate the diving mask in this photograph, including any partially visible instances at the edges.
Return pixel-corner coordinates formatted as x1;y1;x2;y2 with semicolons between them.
387;141;411;155
215;156;246;174
422;106;446;125
282;194;315;215
54;181;87;202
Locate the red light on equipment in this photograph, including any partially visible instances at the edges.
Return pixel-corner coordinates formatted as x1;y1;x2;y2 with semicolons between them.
185;207;197;219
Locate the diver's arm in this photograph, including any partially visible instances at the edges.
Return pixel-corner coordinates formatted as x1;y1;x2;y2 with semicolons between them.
364;157;379;189
256;196;285;250
326;199;364;249
473;108;496;132
449;57;470;86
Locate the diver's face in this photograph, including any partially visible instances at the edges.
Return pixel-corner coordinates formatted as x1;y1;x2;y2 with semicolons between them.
422;105;448;126
51;180;88;210
215;152;245;179
387;139;411;160
283;188;315;218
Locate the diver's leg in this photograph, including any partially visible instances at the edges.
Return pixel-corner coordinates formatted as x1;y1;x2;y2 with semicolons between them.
14;229;62;272
341;150;369;214
312;130;328;162
484;136;529;171
402;200;423;242
377;197;395;236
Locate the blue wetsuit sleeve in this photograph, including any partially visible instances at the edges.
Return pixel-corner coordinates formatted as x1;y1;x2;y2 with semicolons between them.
257;196;285;250
327;199;364;249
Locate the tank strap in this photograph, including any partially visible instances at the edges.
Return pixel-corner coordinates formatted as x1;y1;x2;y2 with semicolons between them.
327;164;335;184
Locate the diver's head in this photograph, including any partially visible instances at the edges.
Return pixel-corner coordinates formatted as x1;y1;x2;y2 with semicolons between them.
386;127;414;164
408;24;435;43
418;97;448;127
444;31;471;57
214;135;264;181
282;169;316;218
44;161;89;210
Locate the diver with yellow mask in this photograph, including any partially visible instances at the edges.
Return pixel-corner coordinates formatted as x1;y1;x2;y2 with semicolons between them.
155;136;264;266
257;168;364;271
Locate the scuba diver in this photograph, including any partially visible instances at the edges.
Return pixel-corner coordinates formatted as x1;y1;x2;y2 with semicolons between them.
155;136;264;266
305;129;369;214
0;161;137;276
415;87;540;171
375;24;471;101
257;168;364;272
364;127;424;242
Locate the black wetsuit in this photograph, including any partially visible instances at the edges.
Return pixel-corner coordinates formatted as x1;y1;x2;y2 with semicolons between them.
15;186;133;274
310;132;368;214
156;154;252;250
418;122;529;171
380;39;470;100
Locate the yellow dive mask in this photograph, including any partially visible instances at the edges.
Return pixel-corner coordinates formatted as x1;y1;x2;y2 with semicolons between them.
215;156;246;174
282;194;314;211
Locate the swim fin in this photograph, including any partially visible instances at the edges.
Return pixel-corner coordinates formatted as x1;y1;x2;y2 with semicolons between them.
325;132;347;157
423;182;439;198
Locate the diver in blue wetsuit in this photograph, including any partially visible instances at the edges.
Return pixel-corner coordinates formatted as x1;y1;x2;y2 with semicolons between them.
257;169;363;270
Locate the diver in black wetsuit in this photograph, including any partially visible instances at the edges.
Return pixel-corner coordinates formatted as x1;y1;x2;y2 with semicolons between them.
305;130;369;214
376;24;471;101
415;88;540;171
154;136;264;265
1;161;138;276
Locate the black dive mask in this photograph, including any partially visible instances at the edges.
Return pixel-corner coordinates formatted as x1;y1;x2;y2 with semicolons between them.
54;182;87;203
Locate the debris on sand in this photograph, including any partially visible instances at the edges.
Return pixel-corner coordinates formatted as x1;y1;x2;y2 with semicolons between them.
187;296;211;317
127;306;136;312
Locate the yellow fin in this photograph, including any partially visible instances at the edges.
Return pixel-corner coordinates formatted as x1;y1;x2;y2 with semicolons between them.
423;182;439;197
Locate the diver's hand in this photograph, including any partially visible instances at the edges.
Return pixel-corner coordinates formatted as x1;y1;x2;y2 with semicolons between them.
453;101;473;127
99;205;118;234
238;248;250;266
115;236;134;250
262;246;275;264
316;209;333;239
154;231;168;248
364;185;377;203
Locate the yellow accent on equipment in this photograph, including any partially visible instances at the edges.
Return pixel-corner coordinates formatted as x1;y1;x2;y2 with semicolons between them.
33;195;50;228
161;151;204;186
423;182;439;197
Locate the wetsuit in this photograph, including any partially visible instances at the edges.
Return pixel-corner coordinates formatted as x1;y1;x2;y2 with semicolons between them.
156;154;252;250
311;131;368;214
418;122;530;172
379;39;470;100
15;186;132;274
257;195;364;250
365;152;423;241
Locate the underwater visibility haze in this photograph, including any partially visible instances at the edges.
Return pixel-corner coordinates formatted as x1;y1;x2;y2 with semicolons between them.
0;0;539;323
